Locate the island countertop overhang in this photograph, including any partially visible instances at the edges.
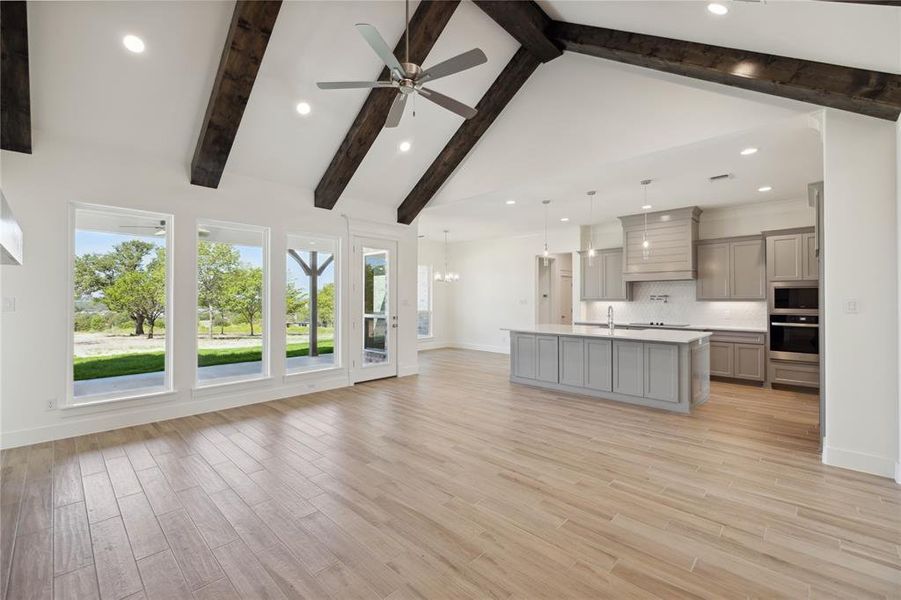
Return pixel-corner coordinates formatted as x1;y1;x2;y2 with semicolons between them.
502;325;712;345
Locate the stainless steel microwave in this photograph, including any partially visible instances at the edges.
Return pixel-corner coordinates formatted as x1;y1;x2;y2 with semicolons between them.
769;281;818;315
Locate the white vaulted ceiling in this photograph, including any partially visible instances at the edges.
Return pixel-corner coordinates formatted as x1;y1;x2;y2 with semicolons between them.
20;0;898;236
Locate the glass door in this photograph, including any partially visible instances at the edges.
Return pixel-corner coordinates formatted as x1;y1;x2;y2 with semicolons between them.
352;237;397;382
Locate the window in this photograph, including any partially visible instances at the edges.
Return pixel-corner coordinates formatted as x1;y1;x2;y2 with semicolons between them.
196;221;268;385
417;265;432;339
286;234;338;373
71;205;172;402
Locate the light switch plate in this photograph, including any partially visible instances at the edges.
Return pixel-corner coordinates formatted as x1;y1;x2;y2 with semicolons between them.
1;297;14;312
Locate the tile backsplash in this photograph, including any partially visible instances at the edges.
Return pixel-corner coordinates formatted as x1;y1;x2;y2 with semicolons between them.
582;280;767;329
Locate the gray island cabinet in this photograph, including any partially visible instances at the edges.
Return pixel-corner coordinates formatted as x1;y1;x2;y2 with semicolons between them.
506;325;711;413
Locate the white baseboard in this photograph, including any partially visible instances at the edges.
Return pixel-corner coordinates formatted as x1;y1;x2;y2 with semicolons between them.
398;363;419;377
822;439;897;479
895;461;901;485
0;374;349;450
446;342;509;355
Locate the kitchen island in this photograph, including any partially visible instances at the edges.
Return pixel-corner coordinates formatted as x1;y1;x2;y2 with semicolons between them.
505;325;712;413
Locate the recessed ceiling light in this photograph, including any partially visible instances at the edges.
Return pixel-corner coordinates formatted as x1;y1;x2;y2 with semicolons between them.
641;204;653;210
758;186;772;192
740;147;758;156
398;140;411;153
707;3;728;16
123;34;145;54
295;101;311;116
505;200;516;205
560;217;569;222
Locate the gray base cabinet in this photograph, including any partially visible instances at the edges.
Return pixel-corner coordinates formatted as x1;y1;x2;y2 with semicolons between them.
512;333;536;379
511;332;710;413
585;339;613;392
612;341;644;396
536;335;559;383
769;360;819;388
559;337;585;387
644;343;679;403
706;331;765;382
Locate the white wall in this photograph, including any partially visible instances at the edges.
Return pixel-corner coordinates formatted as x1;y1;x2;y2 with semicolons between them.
416;239;452;351
822;110;899;478
436;228;581;353
0;136;419;448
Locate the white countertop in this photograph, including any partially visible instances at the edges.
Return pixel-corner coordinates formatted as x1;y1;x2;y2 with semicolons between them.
574;321;766;334
504;325;712;344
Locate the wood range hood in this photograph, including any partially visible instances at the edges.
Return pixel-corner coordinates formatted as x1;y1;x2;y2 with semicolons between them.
618;206;701;282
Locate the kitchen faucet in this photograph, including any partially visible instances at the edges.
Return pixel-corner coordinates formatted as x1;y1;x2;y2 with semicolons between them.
607;305;614;334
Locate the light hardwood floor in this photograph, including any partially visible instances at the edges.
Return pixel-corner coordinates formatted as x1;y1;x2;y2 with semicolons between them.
2;348;899;599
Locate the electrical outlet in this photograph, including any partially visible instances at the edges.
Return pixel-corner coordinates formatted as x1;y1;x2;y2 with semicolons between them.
844;299;859;314
47;398;56;410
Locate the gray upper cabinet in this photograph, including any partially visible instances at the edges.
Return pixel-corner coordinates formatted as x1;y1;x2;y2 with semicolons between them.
619;206;701;282
766;228;815;281
696;242;730;300
802;232;818;281
580;248;630;301
696;236;764;300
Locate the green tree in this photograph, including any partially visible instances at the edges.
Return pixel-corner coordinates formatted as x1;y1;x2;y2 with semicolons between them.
74;240;157;335
224;267;263;336
285;281;309;324
317;283;336;327
197;241;240;338
102;248;166;338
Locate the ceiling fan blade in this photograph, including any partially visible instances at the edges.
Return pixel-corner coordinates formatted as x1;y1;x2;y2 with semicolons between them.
420;48;487;82
419;87;478;119
355;23;405;77
317;81;395;90
385;93;407;128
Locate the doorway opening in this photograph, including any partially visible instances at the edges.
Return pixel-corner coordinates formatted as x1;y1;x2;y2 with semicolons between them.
536;253;573;326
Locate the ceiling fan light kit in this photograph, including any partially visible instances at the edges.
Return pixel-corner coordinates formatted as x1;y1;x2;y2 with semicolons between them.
317;0;487;128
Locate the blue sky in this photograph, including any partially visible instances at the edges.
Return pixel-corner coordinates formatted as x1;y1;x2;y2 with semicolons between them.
287;250;335;293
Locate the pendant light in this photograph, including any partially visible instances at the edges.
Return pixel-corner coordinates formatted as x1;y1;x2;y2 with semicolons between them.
434;230;459;282
640;179;652;261
542;200;551;266
586;190;597;266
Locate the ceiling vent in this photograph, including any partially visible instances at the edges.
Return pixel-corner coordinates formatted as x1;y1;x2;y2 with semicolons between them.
708;173;734;183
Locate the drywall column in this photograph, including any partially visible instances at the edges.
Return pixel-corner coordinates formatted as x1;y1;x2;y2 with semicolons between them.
822;109;899;479
897;114;901;484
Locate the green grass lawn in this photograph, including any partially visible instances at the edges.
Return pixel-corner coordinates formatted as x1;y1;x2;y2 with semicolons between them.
73;342;334;381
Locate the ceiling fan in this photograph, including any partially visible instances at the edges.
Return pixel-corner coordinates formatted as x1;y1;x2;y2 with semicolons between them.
120;221;209;238
317;0;487;128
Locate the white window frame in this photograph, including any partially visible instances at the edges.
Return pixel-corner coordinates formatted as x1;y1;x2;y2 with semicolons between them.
194;219;271;388
66;203;174;407
417;264;433;340
285;232;342;375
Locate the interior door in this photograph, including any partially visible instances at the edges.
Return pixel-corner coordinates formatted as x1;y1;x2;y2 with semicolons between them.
352;237;397;382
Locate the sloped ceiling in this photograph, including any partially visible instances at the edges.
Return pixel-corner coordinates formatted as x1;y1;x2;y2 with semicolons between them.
20;0;896;237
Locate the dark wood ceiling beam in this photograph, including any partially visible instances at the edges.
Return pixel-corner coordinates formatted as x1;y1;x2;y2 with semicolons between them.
549;20;901;121
191;1;282;188
473;0;561;62
397;47;541;225
314;1;460;211
1;0;31;154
